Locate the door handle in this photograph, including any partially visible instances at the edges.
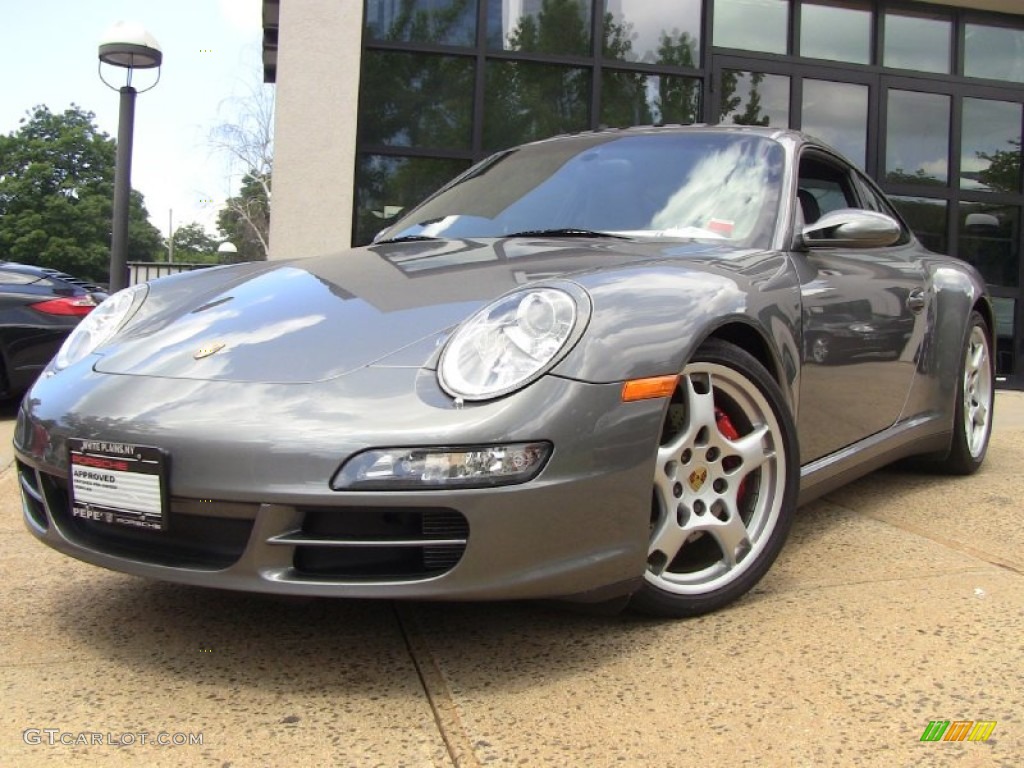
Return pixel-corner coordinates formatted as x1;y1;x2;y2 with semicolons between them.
907;289;926;313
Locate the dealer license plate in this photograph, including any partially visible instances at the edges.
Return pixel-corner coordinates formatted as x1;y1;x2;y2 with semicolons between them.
68;439;168;530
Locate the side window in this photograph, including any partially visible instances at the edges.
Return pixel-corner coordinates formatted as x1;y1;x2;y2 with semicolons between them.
797;154;859;225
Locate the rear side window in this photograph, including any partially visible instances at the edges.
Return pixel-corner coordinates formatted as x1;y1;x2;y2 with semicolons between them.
797;155;859;223
797;151;911;245
0;269;47;286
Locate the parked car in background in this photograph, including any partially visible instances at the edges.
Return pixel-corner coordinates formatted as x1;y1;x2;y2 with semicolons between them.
804;299;916;365
0;263;106;398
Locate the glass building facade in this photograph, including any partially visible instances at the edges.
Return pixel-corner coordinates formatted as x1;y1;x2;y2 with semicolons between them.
348;0;1024;386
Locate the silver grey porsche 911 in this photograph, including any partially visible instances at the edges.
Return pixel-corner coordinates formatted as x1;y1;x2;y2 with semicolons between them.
15;126;994;617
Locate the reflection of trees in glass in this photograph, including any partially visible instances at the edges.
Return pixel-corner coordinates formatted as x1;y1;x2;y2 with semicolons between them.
601;71;654;126
355;155;471;245
492;5;701;142
484;61;590;149
355;0;706;240
367;0;477;46
483;1;601;149
652;32;700;123
890;198;947;253
507;0;591;54
960;204;1018;286
885;167;945;186
602;12;635;59
656;30;697;69
601;70;700;128
975;140;1022;194
719;71;769;126
360;52;475;149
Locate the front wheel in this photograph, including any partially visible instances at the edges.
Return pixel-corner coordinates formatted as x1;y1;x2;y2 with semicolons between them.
630;339;800;618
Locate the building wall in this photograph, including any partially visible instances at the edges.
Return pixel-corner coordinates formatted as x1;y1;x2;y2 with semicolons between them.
269;0;363;260
268;0;1024;258
266;0;1024;384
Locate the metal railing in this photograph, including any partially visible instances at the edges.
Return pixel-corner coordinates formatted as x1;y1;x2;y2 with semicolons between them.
127;261;215;285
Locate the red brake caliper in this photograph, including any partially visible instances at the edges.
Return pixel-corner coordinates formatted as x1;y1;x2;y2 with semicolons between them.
715;406;748;503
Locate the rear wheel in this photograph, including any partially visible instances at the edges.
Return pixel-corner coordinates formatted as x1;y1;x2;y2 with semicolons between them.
631;339;799;618
934;311;993;475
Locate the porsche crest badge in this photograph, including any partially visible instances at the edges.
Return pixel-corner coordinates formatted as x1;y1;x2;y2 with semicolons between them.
193;342;226;360
688;467;708;493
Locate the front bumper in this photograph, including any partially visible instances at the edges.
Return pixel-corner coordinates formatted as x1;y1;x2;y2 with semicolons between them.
16;365;663;602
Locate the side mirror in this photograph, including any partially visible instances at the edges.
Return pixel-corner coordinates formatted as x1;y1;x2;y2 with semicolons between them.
801;209;902;249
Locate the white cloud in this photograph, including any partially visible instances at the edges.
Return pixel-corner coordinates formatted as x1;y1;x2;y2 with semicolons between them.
220;0;262;33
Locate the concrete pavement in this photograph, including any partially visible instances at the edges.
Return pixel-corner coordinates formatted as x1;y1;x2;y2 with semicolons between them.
1;394;1022;767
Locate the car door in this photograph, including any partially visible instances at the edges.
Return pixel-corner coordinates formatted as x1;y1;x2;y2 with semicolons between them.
792;150;929;462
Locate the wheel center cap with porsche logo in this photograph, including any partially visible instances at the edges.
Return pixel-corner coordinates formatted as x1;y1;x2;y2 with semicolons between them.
688;466;708;493
193;342;226;360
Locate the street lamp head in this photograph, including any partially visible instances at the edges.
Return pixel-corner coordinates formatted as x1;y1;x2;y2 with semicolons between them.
98;22;162;92
98;21;162;69
217;241;239;263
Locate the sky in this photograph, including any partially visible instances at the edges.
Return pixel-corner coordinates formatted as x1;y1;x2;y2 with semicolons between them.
0;0;266;241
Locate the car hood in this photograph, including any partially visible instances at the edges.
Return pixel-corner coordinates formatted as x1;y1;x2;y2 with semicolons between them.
94;237;736;383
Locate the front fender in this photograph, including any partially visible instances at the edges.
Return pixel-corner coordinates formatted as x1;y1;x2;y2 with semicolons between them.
552;255;802;404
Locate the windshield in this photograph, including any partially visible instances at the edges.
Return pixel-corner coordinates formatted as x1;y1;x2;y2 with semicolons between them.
378;132;785;249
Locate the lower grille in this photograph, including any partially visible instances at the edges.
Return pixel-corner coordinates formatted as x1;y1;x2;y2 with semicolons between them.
19;462;470;581
288;507;469;579
38;470;255;570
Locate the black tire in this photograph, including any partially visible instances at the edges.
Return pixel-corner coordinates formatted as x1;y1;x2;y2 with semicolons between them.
933;311;994;475
630;339;800;618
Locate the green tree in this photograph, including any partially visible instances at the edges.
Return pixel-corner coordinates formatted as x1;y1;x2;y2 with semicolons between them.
216;172;269;262
170;222;220;263
209;78;274;260
0;105;162;282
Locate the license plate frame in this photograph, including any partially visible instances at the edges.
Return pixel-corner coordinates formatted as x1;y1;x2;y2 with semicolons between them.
68;439;169;531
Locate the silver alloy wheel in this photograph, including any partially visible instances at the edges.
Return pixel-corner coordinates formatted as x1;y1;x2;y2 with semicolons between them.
646;361;786;595
963;324;993;459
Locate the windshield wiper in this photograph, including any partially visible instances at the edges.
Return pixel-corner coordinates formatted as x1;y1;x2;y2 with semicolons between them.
374;234;441;244
503;228;629;239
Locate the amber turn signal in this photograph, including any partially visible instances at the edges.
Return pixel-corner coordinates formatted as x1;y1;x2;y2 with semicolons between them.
621;375;678;402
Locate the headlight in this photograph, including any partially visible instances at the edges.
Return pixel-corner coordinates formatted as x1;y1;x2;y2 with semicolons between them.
333;442;552;490
439;287;581;400
54;283;149;370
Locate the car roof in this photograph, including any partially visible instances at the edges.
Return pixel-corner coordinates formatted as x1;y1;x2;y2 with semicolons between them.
520;124;847;174
533;123;811;145
0;261;105;292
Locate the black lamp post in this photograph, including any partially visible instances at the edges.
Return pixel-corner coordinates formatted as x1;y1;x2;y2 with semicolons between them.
98;21;162;292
